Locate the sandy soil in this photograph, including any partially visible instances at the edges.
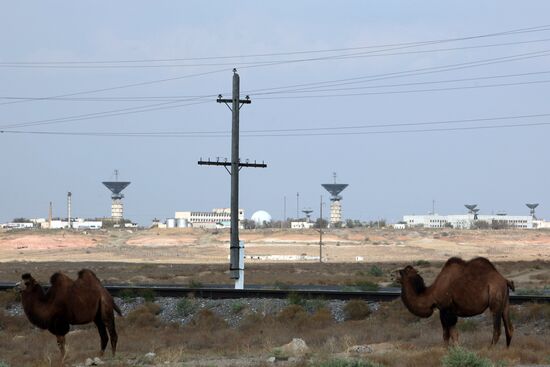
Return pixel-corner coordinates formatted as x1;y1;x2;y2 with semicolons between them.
1;228;549;289
2;228;550;264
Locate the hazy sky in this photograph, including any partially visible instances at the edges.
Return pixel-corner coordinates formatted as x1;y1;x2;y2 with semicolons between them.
2;1;550;225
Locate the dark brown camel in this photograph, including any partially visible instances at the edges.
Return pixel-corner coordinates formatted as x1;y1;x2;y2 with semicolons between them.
19;269;121;364
395;257;514;347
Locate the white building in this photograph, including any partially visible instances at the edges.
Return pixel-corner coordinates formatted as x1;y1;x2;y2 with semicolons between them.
175;208;244;229
291;221;315;229
403;213;533;229
1;222;34;229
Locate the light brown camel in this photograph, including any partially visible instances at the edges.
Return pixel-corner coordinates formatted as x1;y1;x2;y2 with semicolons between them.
395;257;514;347
19;269;121;364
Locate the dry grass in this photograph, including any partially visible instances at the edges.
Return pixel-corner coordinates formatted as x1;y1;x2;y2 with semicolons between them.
1;298;550;366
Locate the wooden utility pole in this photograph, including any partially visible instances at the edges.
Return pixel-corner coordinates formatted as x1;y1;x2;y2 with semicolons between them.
198;69;266;289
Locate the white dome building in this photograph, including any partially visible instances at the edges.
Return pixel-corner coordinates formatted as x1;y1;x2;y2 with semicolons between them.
251;210;272;226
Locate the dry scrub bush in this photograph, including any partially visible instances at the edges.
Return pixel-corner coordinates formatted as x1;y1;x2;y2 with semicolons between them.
189;309;228;332
0;290;19;308
344;300;371;321
513;302;550;323
125;302;162;327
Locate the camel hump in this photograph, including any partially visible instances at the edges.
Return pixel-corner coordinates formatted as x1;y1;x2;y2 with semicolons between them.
507;279;515;292
78;269;99;281
443;257;465;267
49;272;69;285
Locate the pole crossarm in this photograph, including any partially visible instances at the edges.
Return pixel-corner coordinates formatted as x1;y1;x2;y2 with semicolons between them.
217;94;251;111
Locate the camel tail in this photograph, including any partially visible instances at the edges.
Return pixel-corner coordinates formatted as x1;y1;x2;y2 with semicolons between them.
113;301;122;317
507;279;515;292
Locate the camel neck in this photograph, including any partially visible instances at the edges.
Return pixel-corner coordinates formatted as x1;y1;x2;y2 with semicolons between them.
401;279;435;318
22;285;52;329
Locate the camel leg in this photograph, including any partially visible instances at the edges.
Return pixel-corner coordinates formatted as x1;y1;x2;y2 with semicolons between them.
105;316;118;356
439;310;458;346
94;318;109;356
56;335;66;366
491;311;502;346
502;301;513;347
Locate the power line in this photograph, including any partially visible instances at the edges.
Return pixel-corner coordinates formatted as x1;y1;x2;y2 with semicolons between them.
2;23;549;65
244;49;550;95
1;24;549;109
254;78;550;100
4;69;550;102
2;37;550;69
2;121;549;138
0;99;211;129
3;47;550;129
3;111;550;137
0;68;229;107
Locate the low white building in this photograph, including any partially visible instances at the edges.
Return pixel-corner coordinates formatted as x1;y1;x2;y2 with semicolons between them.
1;222;34;229
175;208;244;229
533;220;550;229
72;219;103;230
291;221;315;229
403;213;533;229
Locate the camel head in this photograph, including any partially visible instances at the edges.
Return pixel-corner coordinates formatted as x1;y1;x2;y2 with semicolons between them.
19;273;38;292
394;265;426;293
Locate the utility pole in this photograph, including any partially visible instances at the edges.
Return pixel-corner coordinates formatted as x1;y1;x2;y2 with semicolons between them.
319;195;323;263
198;69;266;289
296;192;300;219
282;196;286;229
67;192;72;229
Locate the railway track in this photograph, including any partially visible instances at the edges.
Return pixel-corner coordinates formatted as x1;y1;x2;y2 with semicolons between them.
1;282;548;304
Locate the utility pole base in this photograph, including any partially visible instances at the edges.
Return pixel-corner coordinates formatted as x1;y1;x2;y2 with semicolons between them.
232;241;245;289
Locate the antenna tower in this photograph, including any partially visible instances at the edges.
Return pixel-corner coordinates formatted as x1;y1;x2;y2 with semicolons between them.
321;172;349;226
102;170;131;222
526;203;539;219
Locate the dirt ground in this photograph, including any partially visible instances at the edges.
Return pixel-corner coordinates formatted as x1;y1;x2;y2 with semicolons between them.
1;228;550;367
1;228;549;289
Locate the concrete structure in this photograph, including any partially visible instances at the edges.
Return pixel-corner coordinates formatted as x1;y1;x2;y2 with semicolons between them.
175;208;244;229
403;213;533;229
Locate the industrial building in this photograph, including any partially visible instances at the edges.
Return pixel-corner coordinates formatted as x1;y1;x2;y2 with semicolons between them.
174;208;244;229
403;213;533;229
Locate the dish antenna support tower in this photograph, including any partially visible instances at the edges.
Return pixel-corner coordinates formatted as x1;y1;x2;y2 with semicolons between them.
322;173;348;226
102;170;131;222
526;203;539;219
465;204;479;220
302;208;313;222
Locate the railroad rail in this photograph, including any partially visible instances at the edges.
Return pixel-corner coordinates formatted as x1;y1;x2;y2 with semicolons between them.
1;282;548;304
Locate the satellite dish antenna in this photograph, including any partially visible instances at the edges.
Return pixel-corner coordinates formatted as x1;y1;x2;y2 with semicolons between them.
322;172;348;226
302;208;313;222
102;169;131;221
526;203;539;219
